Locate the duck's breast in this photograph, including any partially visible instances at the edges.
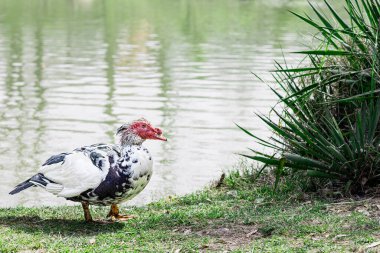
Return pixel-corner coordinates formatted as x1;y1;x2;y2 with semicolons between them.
121;145;153;200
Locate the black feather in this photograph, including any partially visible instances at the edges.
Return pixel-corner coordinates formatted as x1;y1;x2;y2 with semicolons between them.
42;153;69;166
9;180;34;195
9;173;53;195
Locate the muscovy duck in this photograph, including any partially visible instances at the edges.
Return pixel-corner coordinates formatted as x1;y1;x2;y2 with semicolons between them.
9;118;166;222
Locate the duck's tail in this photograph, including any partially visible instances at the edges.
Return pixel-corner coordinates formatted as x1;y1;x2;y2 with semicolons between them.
9;173;45;195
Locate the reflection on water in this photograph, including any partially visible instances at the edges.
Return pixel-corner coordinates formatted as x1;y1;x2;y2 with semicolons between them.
0;0;310;207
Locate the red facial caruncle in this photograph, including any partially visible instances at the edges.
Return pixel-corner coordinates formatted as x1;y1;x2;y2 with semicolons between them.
129;120;167;141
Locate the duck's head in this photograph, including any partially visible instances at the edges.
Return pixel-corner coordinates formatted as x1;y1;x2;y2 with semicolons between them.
117;118;167;146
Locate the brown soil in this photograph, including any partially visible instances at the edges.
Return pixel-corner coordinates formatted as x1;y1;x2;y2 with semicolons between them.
173;223;262;252
325;197;380;218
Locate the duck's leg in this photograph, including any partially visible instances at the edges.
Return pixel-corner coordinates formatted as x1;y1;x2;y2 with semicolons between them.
107;204;136;221
81;202;93;222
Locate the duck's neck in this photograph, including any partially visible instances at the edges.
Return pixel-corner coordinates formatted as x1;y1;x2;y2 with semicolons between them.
120;132;145;147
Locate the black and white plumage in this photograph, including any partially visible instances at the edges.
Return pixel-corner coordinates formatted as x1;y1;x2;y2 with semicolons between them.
10;118;166;222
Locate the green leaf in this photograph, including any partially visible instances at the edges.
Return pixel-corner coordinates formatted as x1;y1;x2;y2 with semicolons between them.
293;50;352;56
306;170;338;179
274;158;286;191
283;153;331;170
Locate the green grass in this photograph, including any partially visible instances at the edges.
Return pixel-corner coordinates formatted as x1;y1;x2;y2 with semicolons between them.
0;174;379;252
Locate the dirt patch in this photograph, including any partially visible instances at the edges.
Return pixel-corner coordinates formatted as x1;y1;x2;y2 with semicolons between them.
326;197;380;218
173;224;262;251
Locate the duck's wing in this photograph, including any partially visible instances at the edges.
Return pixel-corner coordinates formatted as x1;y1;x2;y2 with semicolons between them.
38;144;120;198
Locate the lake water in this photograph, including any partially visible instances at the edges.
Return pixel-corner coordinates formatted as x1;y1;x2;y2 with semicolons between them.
0;0;313;207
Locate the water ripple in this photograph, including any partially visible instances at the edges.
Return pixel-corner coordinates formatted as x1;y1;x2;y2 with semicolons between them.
0;0;313;207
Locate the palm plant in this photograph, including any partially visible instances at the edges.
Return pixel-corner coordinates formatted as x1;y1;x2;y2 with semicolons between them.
240;0;380;193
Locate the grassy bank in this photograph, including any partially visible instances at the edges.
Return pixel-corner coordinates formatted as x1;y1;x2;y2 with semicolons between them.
0;174;379;252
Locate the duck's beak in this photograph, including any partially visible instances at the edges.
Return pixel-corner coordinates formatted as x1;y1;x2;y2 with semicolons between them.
154;128;167;141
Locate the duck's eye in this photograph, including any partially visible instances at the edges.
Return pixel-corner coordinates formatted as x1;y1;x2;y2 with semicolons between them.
142;124;147;128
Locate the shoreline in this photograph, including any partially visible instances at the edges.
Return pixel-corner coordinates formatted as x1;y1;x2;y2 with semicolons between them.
0;175;379;252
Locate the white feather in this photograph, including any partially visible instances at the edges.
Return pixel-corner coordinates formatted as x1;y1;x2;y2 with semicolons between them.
45;183;64;195
39;152;107;198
